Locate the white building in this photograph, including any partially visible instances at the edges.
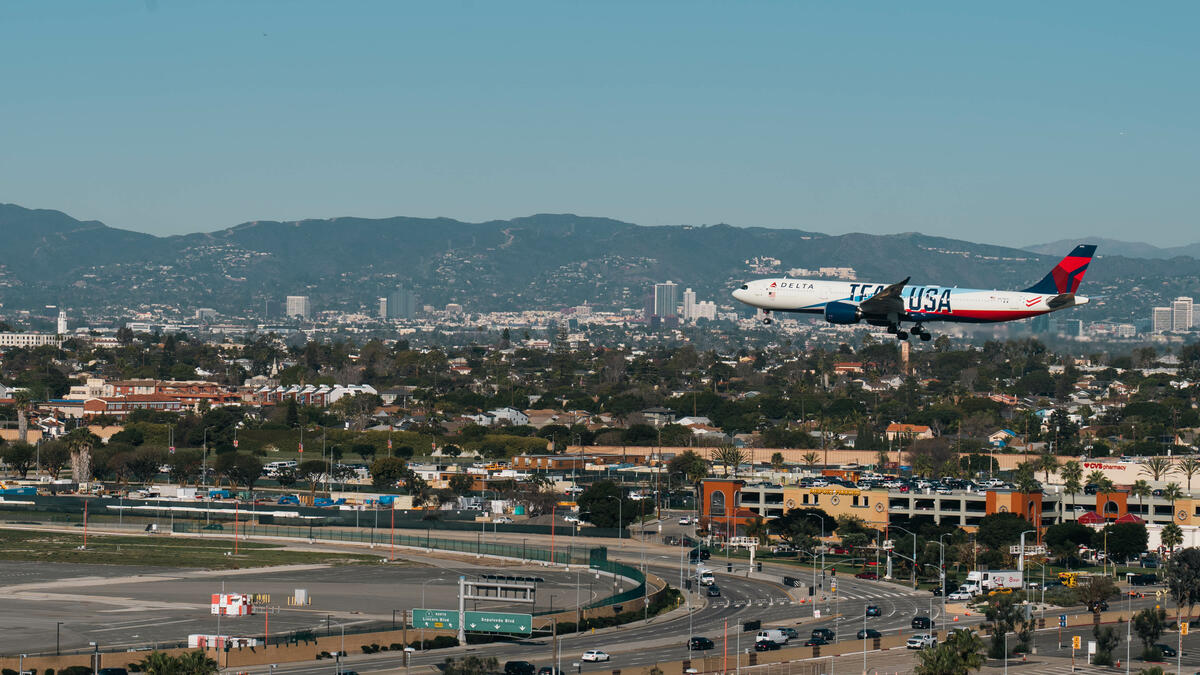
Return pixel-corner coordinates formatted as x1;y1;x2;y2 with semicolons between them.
1173;297;1194;331
681;288;697;321
286;295;311;319
0;333;64;348
1153;307;1173;333
56;310;68;335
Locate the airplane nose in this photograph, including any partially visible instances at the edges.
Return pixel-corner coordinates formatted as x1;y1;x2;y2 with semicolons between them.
732;288;746;302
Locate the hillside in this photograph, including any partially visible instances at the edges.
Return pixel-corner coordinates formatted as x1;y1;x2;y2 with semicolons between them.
1;203;1196;323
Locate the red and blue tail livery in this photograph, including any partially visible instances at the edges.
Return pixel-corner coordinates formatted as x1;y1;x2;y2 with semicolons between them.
732;244;1096;341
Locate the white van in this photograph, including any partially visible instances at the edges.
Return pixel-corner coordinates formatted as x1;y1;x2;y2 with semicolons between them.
698;570;715;586
756;629;788;644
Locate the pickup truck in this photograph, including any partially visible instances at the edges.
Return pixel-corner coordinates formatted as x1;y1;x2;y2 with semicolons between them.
906;634;937;649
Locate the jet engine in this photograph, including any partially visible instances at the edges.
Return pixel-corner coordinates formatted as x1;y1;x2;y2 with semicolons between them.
823;301;862;325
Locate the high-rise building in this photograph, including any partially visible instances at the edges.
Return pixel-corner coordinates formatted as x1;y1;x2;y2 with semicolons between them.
286;295;311;319
378;297;388;319
1153;306;1173;333
1173;297;1194;331
56;309;68;335
653;281;678;319
387;285;418;320
681;288;697;321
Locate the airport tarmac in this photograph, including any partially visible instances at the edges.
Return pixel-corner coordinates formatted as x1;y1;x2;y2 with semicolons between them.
0;556;620;655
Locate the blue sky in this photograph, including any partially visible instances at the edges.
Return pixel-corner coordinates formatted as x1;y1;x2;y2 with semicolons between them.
2;1;1197;246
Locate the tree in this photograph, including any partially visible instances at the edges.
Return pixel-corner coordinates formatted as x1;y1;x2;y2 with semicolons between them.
1097;522;1149;564
137;650;218;675
1177;456;1200;495
64;428;101;483
1165;547;1200;622
1091;624;1120;666
1131;606;1167;660
914;627;985;675
1163;483;1184;515
983;592;1034;657
126;447;166;484
274;466;298;489
1012;461;1042;493
109;427;146;446
0;442;36;478
1045;522;1093;562
1161;523;1184;555
448;473;475;495
39;439;69;478
802;451;821;470
285;398;300;428
1141;456;1173;483
297;459;326;498
332;392;383;431
12;389;34;444
745;516;770;546
576;480;635;530
166;449;204;485
1130;479;1152;519
710;445;747;478
770;508;834;550
667;449;709;484
1078;576;1118;621
370;457;409;489
1038;452;1059;485
976;512;1033;551
221;453;264;490
1060;460;1083;521
770;452;785;472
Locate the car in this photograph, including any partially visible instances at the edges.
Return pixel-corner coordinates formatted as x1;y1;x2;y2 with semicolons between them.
811;628;835;642
563;514;581;524
830;546;851;554
911;616;935;629
802;637;828;647
493;516;514;524
688;637;714;650
581;650;610;662
857;629;882;639
201;523;224;530
754;640;781;652
537;668;563;675
706;585;721;597
935;486;952;495
948;591;972;601
865;605;881;617
504;662;536;675
780;628;799;640
770;544;795;554
906;634;937;649
1087;600;1110;612
932;587;944;596
678;516;692;525
855;572;879;580
1156;644;1178;658
898;485;910;493
689;548;711;561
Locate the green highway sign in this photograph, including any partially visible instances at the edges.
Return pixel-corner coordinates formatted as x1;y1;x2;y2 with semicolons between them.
464;611;532;635
413;609;459;630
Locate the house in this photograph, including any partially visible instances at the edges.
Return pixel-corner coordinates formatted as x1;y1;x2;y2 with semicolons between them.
989;429;1018;448
833;362;864;375
488;407;529;426
639;407;676;427
884;423;934;441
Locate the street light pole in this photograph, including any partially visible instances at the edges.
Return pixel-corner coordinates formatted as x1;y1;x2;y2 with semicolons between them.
890;525;919;589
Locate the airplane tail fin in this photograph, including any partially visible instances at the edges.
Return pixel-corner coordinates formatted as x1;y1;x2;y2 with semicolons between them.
1023;244;1097;295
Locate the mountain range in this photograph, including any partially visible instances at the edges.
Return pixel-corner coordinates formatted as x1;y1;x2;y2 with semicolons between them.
1;202;1195;325
1025;237;1200;260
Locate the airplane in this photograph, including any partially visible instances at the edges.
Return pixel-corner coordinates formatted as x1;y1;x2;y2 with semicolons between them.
731;244;1096;341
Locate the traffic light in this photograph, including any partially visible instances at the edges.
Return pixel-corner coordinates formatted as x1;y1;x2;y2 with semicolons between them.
831;567;836;577
1183;622;1190;636
1072;636;1081;649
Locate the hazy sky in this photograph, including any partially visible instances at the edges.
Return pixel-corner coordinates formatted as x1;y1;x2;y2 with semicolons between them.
2;2;1197;246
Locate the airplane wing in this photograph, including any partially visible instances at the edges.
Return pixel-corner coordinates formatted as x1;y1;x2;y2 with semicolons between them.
857;277;910;317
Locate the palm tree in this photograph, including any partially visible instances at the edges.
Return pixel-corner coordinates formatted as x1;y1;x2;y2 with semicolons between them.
12;389;34;443
710;445;748;478
64;428;100;483
770;452;785;472
745;516;771;546
1039;452;1059;485
1130;479;1152;519
802;451;821;472
1163;483;1184;517
1086;469;1108;488
1141;456;1174;483
1060;460;1083;522
1161;523;1184;556
1176;456;1200;496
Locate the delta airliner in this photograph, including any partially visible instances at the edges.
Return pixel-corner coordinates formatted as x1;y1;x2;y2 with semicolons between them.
731;245;1096;341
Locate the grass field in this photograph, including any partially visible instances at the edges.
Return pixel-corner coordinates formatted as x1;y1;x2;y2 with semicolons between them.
0;527;388;569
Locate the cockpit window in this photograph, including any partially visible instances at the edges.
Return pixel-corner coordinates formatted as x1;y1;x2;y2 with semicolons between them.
740;285;749;290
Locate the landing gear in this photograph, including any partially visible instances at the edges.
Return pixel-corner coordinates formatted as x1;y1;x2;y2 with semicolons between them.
913;323;932;341
761;310;773;325
896;330;908;340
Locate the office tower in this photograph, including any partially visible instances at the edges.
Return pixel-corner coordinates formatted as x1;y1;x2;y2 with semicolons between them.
1153;307;1173;333
387;285;418;320
681;288;697;321
378;297;388;319
1031;313;1050;334
1173;297;1194;331
653;281;679;319
286;295;311;319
